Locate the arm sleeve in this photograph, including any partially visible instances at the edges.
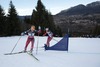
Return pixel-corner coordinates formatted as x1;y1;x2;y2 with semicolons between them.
35;30;41;35
43;32;47;36
21;29;30;35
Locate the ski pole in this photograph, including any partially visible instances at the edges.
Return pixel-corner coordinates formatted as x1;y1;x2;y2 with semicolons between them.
52;38;59;42
36;26;41;54
10;36;22;53
36;34;39;54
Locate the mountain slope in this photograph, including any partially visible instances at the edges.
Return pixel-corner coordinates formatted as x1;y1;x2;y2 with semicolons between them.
57;1;100;16
54;1;100;36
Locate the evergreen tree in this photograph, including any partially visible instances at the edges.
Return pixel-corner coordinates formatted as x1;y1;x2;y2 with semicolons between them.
31;0;46;29
24;16;31;24
31;0;62;36
24;16;31;30
7;1;21;36
93;24;100;37
31;0;50;29
0;5;6;36
55;26;62;37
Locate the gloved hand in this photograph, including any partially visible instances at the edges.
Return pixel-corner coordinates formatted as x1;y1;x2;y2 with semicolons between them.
21;33;24;36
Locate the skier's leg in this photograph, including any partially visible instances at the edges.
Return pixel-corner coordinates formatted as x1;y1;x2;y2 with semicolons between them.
24;37;31;51
46;37;52;47
30;38;34;52
46;37;49;46
48;37;53;46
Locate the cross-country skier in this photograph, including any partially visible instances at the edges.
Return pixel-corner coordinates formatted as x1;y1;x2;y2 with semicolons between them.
21;25;41;53
43;28;53;47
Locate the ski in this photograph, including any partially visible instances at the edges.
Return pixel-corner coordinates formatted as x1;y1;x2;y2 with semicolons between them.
4;51;39;61
4;51;28;55
27;52;39;61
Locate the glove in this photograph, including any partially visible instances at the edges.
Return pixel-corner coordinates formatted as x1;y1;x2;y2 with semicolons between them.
21;33;24;36
38;26;41;30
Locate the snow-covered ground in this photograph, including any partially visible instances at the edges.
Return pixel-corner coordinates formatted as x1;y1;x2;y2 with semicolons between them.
0;36;100;67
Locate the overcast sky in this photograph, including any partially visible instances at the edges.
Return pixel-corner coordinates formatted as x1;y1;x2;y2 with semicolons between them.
0;0;99;16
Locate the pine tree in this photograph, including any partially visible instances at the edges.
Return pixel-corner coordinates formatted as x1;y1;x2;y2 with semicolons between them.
24;16;31;24
31;0;54;29
93;24;100;37
7;1;21;36
31;0;46;29
0;5;6;36
24;16;31;30
31;0;62;36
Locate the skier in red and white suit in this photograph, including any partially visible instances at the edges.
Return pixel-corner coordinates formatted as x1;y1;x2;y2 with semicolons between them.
21;25;41;53
43;28;53;47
